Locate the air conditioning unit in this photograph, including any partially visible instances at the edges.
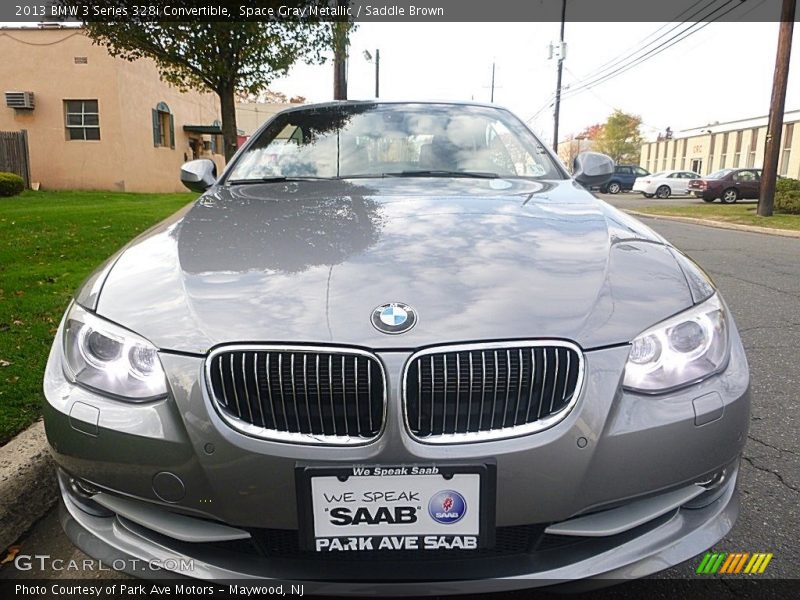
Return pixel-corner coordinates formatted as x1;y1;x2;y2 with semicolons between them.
5;91;35;110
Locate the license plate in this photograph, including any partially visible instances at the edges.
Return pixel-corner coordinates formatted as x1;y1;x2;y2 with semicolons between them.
296;464;495;552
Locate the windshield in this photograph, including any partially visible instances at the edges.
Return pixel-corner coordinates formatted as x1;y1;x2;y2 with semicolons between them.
225;103;563;182
706;169;734;179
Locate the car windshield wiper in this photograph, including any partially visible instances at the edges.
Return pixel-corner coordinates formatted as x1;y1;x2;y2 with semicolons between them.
382;170;499;179
226;176;328;185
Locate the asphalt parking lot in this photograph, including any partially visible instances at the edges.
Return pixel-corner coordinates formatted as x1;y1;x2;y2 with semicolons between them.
595;190;760;208
1;201;797;587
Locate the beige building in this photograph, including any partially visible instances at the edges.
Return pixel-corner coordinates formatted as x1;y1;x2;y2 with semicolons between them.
0;26;225;193
640;110;800;179
556;137;594;172
236;102;298;137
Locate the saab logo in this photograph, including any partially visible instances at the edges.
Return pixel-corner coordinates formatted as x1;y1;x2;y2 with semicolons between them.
328;506;418;526
428;490;466;524
696;552;773;574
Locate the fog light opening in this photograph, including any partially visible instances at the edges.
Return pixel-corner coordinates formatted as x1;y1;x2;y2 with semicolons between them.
695;468;727;490
69;476;100;499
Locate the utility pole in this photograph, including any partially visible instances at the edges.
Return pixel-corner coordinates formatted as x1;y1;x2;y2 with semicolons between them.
552;0;566;152
759;0;795;217
490;62;496;102
363;49;380;98
375;49;380;98
332;0;350;100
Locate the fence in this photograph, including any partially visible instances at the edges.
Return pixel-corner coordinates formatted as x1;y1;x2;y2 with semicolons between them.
0;130;31;188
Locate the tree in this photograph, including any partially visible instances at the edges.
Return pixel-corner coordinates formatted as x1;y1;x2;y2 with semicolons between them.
67;2;330;160
593;110;643;164
579;123;604;141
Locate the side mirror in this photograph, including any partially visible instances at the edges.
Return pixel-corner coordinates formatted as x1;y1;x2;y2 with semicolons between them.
180;159;217;192
573;152;614;188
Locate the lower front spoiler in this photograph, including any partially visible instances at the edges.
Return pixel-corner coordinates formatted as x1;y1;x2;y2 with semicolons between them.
56;468;741;595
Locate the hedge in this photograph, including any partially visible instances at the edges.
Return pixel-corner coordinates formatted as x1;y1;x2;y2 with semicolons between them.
0;172;25;197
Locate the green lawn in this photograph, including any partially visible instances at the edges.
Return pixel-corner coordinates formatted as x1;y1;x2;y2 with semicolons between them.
0;190;196;444
630;204;800;232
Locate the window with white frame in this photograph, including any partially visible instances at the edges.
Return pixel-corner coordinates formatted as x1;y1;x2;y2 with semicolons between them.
64;100;100;140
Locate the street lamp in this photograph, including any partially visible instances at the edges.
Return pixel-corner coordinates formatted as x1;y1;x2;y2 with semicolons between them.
363;49;380;98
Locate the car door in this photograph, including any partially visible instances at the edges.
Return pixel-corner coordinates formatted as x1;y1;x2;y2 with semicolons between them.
666;172;687;195
678;172;700;194
747;170;762;199
616;166;633;189
733;170;759;199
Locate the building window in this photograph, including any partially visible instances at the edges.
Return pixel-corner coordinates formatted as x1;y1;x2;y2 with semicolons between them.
719;132;729;168
779;123;793;176
670;140;677;170
746;127;758;168
680;139;687;169
64;100;100;140
733;130;742;167
708;133;716;172
152;101;175;149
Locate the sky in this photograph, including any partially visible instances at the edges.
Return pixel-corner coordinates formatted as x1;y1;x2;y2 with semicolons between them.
4;19;798;145
267;20;800;144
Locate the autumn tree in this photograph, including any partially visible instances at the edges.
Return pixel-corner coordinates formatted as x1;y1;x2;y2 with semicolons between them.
579;123;604;141
593;110;643;164
66;1;331;160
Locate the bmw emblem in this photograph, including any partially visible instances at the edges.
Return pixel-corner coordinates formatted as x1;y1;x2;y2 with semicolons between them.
371;302;417;335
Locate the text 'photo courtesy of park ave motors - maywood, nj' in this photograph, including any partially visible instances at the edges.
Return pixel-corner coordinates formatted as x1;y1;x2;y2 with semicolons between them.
0;0;798;598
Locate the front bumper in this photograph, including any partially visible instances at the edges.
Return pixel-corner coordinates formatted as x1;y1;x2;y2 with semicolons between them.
58;463;740;592
43;322;750;587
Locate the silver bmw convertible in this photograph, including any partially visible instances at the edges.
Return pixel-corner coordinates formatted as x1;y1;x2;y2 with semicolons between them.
44;102;749;592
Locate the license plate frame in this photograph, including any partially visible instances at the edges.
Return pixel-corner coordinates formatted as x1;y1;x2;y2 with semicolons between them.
295;463;496;552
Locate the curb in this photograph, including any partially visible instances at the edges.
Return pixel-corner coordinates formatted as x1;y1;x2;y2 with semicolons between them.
0;420;57;551
625;210;800;239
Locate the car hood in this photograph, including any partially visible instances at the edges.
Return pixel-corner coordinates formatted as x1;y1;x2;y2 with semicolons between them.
95;178;692;353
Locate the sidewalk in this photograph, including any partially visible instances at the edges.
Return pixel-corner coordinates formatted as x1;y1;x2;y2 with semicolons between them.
0;420;56;552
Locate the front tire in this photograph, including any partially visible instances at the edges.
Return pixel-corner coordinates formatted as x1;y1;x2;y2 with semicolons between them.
607;181;621;194
721;188;738;204
656;185;671;199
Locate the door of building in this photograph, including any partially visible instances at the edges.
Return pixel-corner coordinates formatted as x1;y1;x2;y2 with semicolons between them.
690;159;703;175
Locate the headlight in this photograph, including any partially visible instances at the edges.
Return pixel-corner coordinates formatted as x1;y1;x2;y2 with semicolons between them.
623;294;729;393
62;303;167;400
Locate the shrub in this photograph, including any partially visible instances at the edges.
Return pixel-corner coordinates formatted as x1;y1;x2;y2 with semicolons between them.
776;177;800;193
775;189;800;215
0;172;25;197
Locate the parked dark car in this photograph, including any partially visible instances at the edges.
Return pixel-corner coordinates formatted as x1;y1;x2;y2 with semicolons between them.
599;164;650;194
688;168;762;203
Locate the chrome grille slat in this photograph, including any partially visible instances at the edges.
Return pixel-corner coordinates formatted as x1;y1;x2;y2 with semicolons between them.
405;341;583;443
537;349;548;420
230;354;242;418
207;347;385;444
265;354;277;428
241;353;253;424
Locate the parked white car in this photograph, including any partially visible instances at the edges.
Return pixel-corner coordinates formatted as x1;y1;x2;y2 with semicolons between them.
632;170;701;199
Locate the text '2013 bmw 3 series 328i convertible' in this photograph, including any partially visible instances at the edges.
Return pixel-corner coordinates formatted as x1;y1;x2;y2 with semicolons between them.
44;102;749;593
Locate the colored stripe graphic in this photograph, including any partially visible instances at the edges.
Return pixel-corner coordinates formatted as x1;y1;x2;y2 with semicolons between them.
733;552;750;573
697;551;772;574
711;553;726;573
720;553;737;573
696;552;714;574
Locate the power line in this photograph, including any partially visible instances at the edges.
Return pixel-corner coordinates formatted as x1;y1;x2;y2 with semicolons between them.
525;0;747;127
570;0;713;85
556;0;746;102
